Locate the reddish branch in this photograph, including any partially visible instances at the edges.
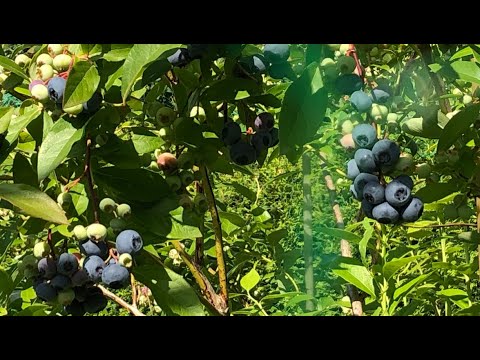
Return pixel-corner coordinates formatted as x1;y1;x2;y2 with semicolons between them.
47;229;56;260
97;285;145;316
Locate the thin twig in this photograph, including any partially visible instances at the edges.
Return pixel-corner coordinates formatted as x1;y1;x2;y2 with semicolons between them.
85;134;99;223
47;228;56;260
97;284;145;316
131;273;138;309
200;166;229;307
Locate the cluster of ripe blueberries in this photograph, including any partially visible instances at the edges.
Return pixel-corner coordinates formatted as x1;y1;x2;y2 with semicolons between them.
20;197;143;315
347;123;424;224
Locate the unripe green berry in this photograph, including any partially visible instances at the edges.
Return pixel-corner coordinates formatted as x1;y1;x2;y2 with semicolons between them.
194;193;208;213
156;107;176;126
15;54;31;67
99;198;117;213
415;163;431;179
86;223;108;242
179;194;194;209
31;84;49;102
53;54;72;71
180;170;195;186
73;225;88;241
37;64;54;81
116;204;132;219
48;44;63;56
33;241;51;259
166;176;182;192
36;53;53;66
57;192;72;208
110;217;127;233
119;253;133;268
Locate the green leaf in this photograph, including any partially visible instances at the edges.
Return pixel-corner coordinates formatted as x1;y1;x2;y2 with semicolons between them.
103;45;134;62
279;62;328;162
218;211;247;228
240;268;261;292
63;61;100;108
167;219;202;239
359;220;374;265
450;60;480;84
13;153;37;188
130;129;165;154
331;257;376;298
437;104;480;151
0;183;68;224
121;44;180;103
383;256;422;281
0;107;14;133
5;106;42;144
0;229;15;260
393;273;431;299
415;182;459;203
94;167;171;203
0;55;30;81
0;268;13;302
437;288;468;298
37;117;85;181
228;181;257;202
267;229;288;243
133;254;204;316
201;78;260;101
318;227;362;243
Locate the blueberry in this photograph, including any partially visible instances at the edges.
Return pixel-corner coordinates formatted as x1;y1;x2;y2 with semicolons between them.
83;255;106;283
82;92;102;113
221;121;242;146
347;159;360;180
371;139;400;167
350;90;373;113
361;199;375;218
254;112;275;131
47;76;66;104
395;175;414;190
34;282;57;302
363;181;385;205
353;173;379;199
400;197;424;222
385;180;412;207
371;88;390;103
58;289;76;306
372;202;400;224
263;44;290;63
74;286;88;302
269;128;279;146
167;48;191;67
251;131;273;154
334;74;363;95
79;240;109;259
268;62;295;80
101;264;130;289
83;293;108;314
229;142;257;166
37;257;57;279
239;55;268;74
71;269;90;287
350;184;361;200
352;124;377;149
354;149;377;173
156;152;178;173
116;230;143;255
57;253;79;276
50;274;72;290
65;299;85;316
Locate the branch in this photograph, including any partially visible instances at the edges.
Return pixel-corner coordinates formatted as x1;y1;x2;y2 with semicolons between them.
97;284;145;316
476;197;480;279
47;228;56;260
302;151;315;311
195;181;204;265
417;44;451;114
85;134;100;223
131;273;138;309
200;165;229;306
171;240;228;315
319;152;363;316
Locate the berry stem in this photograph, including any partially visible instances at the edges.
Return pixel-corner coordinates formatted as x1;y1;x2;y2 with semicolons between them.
130;274;138;308
47;228;56;260
85;134;100;223
200;165;229;308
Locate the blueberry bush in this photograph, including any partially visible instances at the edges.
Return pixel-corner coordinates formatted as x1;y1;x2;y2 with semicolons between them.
0;43;480;316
